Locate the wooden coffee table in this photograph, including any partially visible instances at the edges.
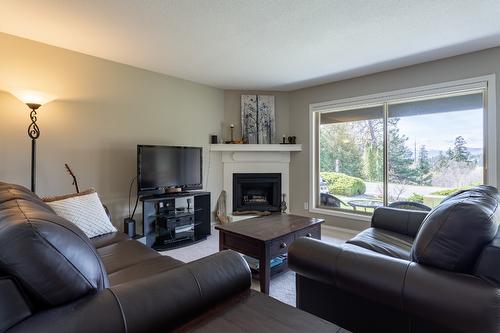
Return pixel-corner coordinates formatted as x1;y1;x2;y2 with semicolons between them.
215;214;324;294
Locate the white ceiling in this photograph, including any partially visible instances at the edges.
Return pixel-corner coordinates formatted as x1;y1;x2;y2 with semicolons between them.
2;0;500;91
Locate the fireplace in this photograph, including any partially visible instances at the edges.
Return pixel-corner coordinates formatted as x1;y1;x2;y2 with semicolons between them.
233;173;282;212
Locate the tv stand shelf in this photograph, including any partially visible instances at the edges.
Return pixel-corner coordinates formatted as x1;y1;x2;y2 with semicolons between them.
141;191;211;250
148;208;203;219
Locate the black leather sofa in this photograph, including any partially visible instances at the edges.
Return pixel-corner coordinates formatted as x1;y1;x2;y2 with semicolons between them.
0;182;341;332
289;185;500;333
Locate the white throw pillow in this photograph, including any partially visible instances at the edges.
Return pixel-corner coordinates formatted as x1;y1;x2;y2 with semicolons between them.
44;189;117;238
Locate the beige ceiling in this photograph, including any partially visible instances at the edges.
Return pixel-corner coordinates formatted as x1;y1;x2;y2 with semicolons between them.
1;0;500;91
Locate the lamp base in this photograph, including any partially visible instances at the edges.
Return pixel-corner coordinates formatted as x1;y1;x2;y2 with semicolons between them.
31;138;36;193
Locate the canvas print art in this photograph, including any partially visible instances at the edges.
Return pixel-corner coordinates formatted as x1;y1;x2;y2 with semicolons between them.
256;95;275;144
241;95;258;144
241;95;275;144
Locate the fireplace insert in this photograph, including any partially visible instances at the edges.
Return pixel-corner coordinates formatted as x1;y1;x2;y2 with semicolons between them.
233;173;281;212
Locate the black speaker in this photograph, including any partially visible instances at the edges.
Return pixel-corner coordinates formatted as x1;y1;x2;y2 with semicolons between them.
210;135;218;144
124;218;136;237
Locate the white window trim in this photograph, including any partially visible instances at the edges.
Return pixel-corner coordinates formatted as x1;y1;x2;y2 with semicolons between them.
309;74;497;221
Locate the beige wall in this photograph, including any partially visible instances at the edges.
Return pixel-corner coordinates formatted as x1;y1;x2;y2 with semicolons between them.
0;33;224;228
289;46;500;230
223;90;290;143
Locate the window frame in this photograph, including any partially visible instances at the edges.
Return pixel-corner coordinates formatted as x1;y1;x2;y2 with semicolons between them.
309;75;497;221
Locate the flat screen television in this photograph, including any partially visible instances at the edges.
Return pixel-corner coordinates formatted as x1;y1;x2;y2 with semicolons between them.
137;145;202;193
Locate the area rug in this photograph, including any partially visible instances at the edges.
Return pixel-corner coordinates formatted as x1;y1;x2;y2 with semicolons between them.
161;224;352;306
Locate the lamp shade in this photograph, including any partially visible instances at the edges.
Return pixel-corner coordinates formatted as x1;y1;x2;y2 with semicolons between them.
12;90;54;106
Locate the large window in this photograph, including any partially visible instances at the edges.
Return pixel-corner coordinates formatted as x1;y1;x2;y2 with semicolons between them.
310;77;496;219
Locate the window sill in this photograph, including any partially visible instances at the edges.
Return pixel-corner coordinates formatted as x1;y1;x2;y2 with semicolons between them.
309;206;372;222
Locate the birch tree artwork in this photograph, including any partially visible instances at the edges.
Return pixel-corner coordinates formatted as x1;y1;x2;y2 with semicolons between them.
241;95;275;144
241;95;258;144
257;95;275;144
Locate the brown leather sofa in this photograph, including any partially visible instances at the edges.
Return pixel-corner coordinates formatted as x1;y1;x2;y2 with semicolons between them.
289;185;500;333
0;182;341;332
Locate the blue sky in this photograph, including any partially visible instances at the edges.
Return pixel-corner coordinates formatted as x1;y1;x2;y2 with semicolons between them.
395;109;483;151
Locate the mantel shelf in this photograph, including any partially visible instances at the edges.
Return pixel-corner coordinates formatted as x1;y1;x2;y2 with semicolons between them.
210;144;302;152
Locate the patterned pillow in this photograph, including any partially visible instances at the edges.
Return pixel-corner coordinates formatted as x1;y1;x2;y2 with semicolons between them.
44;189;117;238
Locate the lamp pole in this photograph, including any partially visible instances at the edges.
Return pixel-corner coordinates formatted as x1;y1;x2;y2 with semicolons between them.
26;103;41;192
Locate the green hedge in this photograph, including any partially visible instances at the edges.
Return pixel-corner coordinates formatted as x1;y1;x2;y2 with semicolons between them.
431;188;459;196
407;193;424;203
430;183;480;196
320;172;366;196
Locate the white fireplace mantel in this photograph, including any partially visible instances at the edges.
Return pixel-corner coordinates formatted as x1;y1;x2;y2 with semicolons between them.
218;146;299;214
210;144;302;152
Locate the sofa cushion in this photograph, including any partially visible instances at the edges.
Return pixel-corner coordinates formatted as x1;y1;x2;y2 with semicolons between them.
108;256;184;287
91;231;130;249
411;186;500;272
0;182;109;308
347;228;413;260
97;239;160;274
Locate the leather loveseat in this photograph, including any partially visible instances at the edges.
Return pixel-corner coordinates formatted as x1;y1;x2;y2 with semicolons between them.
289;185;500;333
0;182;340;332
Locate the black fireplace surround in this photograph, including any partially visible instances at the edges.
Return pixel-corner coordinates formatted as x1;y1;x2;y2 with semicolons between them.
233;173;281;212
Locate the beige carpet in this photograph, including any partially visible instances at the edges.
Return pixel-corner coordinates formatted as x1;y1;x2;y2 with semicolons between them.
161;223;354;306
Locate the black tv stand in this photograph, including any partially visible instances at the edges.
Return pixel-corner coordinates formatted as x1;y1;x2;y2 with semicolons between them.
140;191;211;250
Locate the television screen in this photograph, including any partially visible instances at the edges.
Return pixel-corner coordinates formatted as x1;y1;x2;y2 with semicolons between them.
138;145;202;193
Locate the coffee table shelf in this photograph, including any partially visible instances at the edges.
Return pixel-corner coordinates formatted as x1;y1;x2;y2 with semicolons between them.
243;254;289;279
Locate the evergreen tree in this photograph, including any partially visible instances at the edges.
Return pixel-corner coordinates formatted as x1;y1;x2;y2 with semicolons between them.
319;124;363;177
435;151;449;169
446;147;454;159
388;118;418;184
451;136;472;163
416;145;432;185
363;144;383;182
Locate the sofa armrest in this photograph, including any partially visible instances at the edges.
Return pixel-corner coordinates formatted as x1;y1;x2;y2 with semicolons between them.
111;249;251;332
8;250;251;333
288;237;342;285
371;207;428;237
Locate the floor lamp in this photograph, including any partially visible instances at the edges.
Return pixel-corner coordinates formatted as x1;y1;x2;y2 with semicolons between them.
26;102;41;192
13;91;51;193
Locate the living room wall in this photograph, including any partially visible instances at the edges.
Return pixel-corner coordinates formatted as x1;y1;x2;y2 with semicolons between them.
0;33;224;228
289;46;500;230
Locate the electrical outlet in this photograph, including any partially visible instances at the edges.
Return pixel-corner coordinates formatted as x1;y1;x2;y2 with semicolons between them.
304;202;309;210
